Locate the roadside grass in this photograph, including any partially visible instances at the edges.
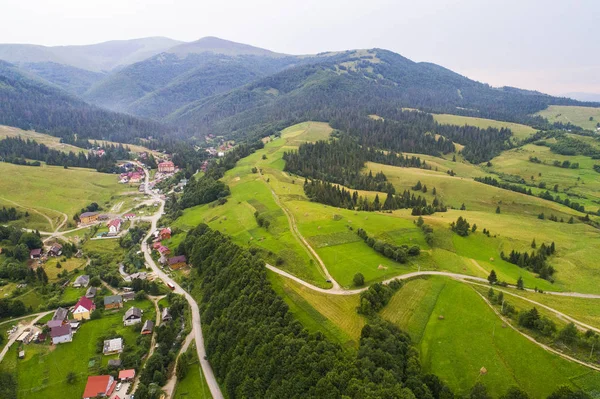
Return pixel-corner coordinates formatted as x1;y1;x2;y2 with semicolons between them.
173;343;212;399
382;277;596;397
268;271;364;347
0;162;129;225
0;298;155;399
432;114;538;140
535;105;600;130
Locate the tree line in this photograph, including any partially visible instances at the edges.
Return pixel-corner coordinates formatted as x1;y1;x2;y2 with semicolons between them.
0;206;22;223
357;228;420;264
501;242;556;280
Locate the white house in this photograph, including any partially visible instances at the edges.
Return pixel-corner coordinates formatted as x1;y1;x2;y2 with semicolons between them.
51;324;73;345
123;307;142;326
107;219;122;234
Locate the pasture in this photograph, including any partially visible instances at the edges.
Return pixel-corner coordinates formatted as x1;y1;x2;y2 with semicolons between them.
0;125;85;153
381;277;600;397
432;113;538;140
535;105;600;130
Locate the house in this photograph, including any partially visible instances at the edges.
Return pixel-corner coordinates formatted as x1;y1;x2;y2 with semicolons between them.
47;307;68;327
85;286;97;299
107;219;122;235
157;245;170;256
159;227;171;240
98;214;109;221
79;212;99;224
141;320;154;335
69;320;81;332
104;295;123;309
73;275;90;288
72;296;96;320
118;369;136;381
168;255;187;270
158;161;175;173
51;324;73;345
161;308;172;323
123;213;135;220
152;242;162;250
29;248;42;259
103;338;124;355
122;291;135;302
82;375;116;399
123;307;142;326
47;319;63;329
48;243;63;257
108;359;122;368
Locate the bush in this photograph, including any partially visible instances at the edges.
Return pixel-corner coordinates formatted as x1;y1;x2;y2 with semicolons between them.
353;273;365;287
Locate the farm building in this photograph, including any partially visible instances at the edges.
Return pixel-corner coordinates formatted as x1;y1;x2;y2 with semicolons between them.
48;243;63;256
103;338;124;355
104;295;123;309
141;320;154;335
29;248;42;259
82;375;116;399
123;307;142;326
168;255;187;270
72;296;96;320
51;324;73;345
73;275;90;288
79;212;99;224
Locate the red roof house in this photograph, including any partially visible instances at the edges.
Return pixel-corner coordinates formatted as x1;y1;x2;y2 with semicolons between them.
152;242;162;250
73;296;96;320
159;228;171;240
123;213;135;220
30;248;42;259
118;369;136;381
157;245;170;255
82;375;116;398
158;161;175;173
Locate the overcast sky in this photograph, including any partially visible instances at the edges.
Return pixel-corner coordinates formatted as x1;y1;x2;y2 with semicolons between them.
1;0;598;95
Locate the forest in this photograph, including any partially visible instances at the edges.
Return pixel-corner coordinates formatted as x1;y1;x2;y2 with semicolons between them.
0;137;128;172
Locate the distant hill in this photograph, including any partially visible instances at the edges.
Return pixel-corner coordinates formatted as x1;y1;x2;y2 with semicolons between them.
0;37;182;72
165;49;589;137
19;62;105;96
0;60;172;142
562;92;600;102
83;39;299;118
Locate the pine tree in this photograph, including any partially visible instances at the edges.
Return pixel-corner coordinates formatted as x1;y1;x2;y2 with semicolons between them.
432;187;437;195
516;276;524;290
531;239;536;248
488;270;497;285
496;206;501;214
460;203;466;210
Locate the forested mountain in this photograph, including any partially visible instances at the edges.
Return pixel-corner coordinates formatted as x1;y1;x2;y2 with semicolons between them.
0;60;172;142
83;51;298;118
166;49;593;139
19;62;105;95
0;37;182;72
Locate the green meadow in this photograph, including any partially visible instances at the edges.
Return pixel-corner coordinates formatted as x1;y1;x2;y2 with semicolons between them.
173;344;212;399
432;113;538;140
0;125;85;154
381;277;600;397
535;105;600;130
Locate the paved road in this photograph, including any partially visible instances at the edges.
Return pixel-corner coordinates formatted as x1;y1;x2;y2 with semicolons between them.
0;311;52;363
138;164;223;399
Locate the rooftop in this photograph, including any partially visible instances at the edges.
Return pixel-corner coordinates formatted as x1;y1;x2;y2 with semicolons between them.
168;255;187;265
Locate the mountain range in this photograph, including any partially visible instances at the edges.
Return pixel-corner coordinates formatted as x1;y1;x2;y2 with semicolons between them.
0;36;597;143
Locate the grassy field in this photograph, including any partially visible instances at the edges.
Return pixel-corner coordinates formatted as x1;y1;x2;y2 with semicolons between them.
43;257;87;281
268;271;364;347
535;105;600;130
432;113;538;140
0;162;130;230
381;277;600;397
173;344;212;399
0;125;85;153
0;299;155;399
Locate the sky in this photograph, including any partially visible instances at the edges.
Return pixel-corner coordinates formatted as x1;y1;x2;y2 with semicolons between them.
1;0;598;96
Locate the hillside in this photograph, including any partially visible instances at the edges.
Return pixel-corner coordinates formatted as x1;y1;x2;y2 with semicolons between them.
83;51;298;117
0;36;182;72
0;60;172;142
166;49;592;138
19;62;105;95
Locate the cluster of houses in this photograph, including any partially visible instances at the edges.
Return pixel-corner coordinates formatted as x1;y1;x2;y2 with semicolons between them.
29;242;63;261
119;163;144;184
150;227;188;270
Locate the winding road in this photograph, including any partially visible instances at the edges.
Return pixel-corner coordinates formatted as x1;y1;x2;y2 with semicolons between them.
138;164;224;399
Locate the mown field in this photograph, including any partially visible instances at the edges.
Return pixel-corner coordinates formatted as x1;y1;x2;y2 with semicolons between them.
0;298;155;399
0;125;85;153
0;162;130;231
381;277;600;398
432;113;538;140
536;105;600;130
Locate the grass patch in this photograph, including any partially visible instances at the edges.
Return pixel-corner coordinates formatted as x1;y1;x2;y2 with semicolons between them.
432;113;538;140
535;105;600;131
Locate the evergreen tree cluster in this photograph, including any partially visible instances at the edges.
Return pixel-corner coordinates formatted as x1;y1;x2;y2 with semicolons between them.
357;228;420;264
303;179;447;214
179;223;456;398
501;242;556;280
0;137;125;172
358;280;404;315
179;176;230;210
450;216;471;237
0;207;21;223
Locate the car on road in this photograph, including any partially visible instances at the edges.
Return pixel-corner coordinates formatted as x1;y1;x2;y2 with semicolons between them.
116;382;122;391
